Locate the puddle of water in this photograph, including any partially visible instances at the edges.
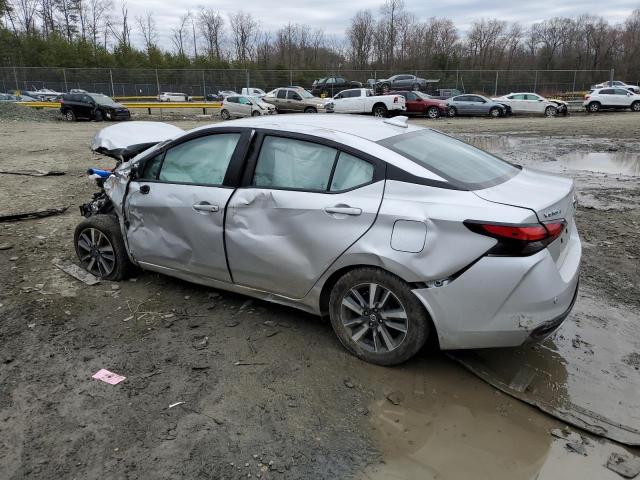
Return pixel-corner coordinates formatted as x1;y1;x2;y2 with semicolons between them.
359;353;636;480
559;151;640;176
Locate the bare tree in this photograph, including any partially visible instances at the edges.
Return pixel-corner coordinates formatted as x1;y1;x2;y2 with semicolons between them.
347;9;374;69
8;0;39;34
171;12;190;57
108;1;130;48
198;7;224;61
135;11;157;53
380;0;404;67
229;10;257;63
86;0;111;50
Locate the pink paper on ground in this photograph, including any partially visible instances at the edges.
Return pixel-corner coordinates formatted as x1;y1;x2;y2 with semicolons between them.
92;369;126;385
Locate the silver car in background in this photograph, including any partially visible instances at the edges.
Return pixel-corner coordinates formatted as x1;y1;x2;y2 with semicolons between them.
77;116;581;365
220;95;276;119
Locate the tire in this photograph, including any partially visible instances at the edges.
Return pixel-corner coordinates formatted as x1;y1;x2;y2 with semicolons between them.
220;109;231;120
372;104;387;118
251;110;261;117
304;107;318;114
447;106;457;117
489;107;501;118
64;109;76;122
380;83;390;92
426;106;440;119
588;102;601;113
632;101;640;112
74;214;135;281
329;268;430;366
544;106;558;117
94;109;104;122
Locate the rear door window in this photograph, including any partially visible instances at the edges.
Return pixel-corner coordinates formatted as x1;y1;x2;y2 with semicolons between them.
330;153;374;191
379;130;519;190
252;136;337;191
276;90;287;99
158;133;240;185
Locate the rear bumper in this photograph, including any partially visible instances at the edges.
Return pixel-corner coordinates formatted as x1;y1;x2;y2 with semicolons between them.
412;235;581;350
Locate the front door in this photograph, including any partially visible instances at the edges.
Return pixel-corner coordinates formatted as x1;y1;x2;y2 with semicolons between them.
125;131;246;282
225;133;384;298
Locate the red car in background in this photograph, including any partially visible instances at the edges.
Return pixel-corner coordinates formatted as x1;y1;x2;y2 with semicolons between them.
389;90;448;119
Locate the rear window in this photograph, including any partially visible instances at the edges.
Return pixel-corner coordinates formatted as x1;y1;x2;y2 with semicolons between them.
378;130;519;190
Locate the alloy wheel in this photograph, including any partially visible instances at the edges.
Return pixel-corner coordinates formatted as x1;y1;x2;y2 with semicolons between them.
427;107;439;119
340;283;408;353
76;228;116;277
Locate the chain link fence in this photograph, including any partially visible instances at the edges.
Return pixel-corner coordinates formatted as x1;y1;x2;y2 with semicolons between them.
0;67;617;99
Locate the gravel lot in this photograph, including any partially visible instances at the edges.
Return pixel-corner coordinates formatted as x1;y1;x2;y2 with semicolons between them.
1;109;639;479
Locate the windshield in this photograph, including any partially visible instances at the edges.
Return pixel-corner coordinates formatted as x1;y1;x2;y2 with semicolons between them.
378;129;519;190
414;92;433;100
90;94;118;106
298;90;314;99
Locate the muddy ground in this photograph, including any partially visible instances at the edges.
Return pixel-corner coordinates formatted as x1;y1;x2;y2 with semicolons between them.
0;110;639;479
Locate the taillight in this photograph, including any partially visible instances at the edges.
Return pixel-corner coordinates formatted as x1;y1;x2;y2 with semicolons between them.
584;95;590;100
464;220;566;256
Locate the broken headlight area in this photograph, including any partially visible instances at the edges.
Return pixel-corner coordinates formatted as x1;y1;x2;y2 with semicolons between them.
80;190;114;218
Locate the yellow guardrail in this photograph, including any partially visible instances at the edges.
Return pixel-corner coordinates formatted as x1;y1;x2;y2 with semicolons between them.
115;96;206;101
16;101;222;113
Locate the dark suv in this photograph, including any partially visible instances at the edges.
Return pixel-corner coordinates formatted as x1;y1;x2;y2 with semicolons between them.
60;93;131;122
311;77;362;97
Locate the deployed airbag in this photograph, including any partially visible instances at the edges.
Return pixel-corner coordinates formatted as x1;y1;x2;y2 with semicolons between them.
91;121;184;161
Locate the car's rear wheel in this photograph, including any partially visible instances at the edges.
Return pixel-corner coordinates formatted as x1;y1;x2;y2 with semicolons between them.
631;101;640;112
64;109;76;122
74;214;135;281
489;107;501;117
372;104;387;117
220;109;231;120
588;102;601;113
545;106;558;117
426;106;440;119
304;107;318;114
329;268;430;366
447;106;457;117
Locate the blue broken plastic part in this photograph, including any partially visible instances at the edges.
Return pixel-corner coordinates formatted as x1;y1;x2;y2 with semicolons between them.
87;168;111;178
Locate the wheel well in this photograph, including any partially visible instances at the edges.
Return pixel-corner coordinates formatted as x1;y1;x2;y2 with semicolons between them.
372;102;387;112
319;264;440;349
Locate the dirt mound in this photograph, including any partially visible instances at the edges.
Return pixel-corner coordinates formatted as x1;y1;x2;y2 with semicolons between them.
0;102;61;122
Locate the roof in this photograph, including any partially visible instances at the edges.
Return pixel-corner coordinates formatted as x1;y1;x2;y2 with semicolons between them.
200;113;426;142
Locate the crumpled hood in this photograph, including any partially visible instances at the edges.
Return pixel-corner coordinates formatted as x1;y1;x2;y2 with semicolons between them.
91;121;184;161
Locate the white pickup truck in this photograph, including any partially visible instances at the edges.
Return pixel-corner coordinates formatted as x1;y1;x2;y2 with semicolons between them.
330;88;406;117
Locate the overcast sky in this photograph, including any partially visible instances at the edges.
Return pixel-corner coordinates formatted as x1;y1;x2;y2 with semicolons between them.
127;0;639;49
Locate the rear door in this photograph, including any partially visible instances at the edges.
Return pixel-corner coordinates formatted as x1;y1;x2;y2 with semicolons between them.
125;129;250;282
274;89;288;110
598;88;616;107
225;132;384;298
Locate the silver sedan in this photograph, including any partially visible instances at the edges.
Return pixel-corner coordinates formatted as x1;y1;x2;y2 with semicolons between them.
76;116;581;365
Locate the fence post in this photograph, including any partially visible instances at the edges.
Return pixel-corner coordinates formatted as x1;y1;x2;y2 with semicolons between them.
13;66;19;91
289;70;293;86
109;69;115;97
533;70;538;92
572;70;577;93
62;68;68;92
609;68;614;87
455;69;459;89
202;71;206;97
494;71;499;96
155;68;160;95
246;69;250;89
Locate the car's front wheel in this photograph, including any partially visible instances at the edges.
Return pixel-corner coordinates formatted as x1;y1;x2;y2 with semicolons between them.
447;106;457;117
64;109;76;121
489;107;501;117
545;106;558;117
329;268;430;366
304;107;318;114
251;110;261;117
94;109;104;121
426;106;440;119
74;214;135;281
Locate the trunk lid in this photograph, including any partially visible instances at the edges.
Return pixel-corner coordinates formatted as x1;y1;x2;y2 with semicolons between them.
91;121;184;161
473;167;576;264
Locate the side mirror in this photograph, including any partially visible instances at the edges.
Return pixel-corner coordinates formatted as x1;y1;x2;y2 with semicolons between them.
246;101;253;105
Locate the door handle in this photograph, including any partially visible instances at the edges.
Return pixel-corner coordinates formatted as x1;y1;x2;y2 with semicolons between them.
193;203;219;213
324;206;362;216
